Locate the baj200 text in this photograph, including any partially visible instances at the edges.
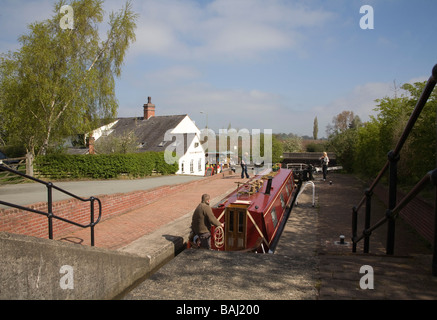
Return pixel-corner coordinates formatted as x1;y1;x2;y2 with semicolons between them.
176;304;260;317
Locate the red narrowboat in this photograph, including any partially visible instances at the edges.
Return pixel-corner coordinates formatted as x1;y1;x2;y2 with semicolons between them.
210;167;300;253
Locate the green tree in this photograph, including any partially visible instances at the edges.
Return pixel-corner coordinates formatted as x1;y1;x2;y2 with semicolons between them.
94;130;139;154
0;0;138;156
271;135;283;163
344;81;436;184
353;119;385;178
398;82;436;183
327;127;358;172
313;116;318;140
253;132;283;164
326;111;362;172
326;110;359;137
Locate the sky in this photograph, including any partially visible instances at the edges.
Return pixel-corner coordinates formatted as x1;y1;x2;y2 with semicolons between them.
1;0;436;138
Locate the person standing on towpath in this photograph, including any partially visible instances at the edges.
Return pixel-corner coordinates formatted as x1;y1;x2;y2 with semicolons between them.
320;152;329;181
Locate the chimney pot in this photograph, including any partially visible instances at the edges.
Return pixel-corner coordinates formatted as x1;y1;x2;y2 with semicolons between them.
144;96;155;119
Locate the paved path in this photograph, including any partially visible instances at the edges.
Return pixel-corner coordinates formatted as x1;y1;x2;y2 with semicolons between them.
0;175;204;209
315;174;437;299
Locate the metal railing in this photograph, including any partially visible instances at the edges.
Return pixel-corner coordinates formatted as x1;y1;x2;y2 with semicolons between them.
351;64;437;276
0;164;102;246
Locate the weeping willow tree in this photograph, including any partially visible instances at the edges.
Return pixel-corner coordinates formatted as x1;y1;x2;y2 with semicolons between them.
0;0;138;155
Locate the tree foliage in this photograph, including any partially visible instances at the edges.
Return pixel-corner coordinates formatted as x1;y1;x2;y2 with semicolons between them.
271;134;284;163
94;130;139;154
313;116;318;140
0;0;138;156
327;81;437;185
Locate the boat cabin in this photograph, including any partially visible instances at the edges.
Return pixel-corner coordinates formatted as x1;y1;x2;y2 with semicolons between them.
210;168;297;253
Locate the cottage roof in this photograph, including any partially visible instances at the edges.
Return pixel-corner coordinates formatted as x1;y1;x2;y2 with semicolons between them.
105;114;197;153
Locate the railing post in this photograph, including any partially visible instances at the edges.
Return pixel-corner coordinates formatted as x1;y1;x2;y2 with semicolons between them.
47;182;53;240
386;151;399;255
433;64;437;276
352;206;358;253
364;188;372;253
90;197;95;247
431;183;437;278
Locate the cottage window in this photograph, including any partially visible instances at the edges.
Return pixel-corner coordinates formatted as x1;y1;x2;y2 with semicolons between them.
190;159;194;173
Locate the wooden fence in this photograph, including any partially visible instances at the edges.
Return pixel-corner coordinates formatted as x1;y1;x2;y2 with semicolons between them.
0;154;33;184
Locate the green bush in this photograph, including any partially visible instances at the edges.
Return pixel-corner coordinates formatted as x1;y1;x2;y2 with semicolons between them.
34;152;179;180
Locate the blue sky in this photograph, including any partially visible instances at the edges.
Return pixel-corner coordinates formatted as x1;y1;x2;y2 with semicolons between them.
1;0;436;138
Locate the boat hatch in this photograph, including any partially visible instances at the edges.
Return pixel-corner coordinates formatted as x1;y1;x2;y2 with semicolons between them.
225;206;248;251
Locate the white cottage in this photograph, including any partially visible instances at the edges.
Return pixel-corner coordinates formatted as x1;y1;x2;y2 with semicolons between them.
89;97;206;176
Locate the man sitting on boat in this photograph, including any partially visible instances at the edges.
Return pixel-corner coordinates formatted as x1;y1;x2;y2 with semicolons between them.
190;194;224;249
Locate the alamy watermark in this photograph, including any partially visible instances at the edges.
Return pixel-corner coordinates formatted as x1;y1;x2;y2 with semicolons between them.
60;5;74;30
359;265;374;289
58;4;373;31
164;128;273;167
59;265;74;290
360;5;374;30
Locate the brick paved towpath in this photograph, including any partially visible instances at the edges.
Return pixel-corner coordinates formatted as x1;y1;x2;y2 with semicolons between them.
57;172;245;250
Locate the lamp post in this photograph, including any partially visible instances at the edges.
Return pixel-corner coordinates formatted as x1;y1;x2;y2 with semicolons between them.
200;111;208;130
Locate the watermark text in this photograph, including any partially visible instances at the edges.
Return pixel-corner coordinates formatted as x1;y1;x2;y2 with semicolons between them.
60;5;74;30
59;265;74;290
360;5;374;30
359;265;374;289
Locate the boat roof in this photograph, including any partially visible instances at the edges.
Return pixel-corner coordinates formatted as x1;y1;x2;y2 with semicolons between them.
213;168;293;214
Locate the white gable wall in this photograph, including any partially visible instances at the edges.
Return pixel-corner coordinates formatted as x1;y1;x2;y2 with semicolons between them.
171;115;205;176
176;134;205;176
171;116;200;135
89;120;119;141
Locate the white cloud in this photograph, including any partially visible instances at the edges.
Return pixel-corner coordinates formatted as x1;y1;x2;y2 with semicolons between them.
127;0;335;61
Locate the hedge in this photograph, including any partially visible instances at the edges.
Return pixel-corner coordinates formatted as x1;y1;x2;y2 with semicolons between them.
34;152;179;179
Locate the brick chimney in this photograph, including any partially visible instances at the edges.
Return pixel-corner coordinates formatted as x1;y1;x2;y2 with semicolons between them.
143;97;155;120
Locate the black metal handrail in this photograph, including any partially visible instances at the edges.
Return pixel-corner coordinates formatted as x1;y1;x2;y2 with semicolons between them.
351;64;437;276
0;164;102;246
353;169;437;244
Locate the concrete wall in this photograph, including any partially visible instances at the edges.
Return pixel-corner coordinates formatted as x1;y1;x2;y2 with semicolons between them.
0;232;150;300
